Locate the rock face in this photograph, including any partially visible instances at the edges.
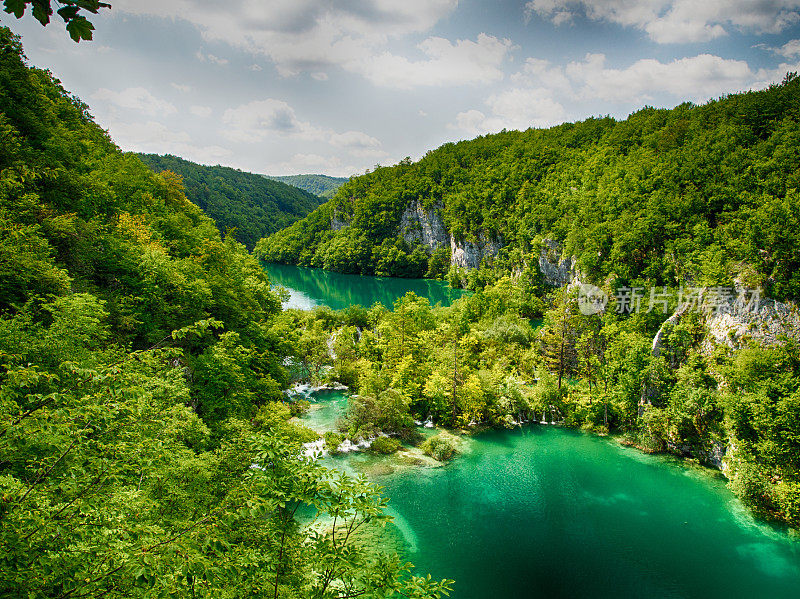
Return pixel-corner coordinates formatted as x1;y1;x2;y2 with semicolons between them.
450;235;502;269
331;210;349;232
399;200;448;250
703;295;800;350
538;239;576;286
398;200;501;269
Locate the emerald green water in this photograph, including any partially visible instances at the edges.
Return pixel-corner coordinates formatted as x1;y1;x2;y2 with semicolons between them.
300;393;800;599
263;263;467;310
377;427;800;598
284;271;800;598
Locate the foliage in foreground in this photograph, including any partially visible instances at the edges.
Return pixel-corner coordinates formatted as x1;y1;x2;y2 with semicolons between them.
0;28;451;598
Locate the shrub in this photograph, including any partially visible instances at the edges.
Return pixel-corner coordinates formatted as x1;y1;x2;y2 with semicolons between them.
369;436;401;454
420;432;459;461
324;431;345;453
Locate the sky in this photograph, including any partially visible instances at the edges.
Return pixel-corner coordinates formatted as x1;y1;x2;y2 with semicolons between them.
5;1;800;176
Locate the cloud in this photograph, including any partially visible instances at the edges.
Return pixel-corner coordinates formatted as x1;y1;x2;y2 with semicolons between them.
450;50;799;136
196;50;229;65
104;120;232;165
171;83;192;93
771;39;800;58
222;98;386;159
190;105;213;118
352;34;514;88
525;0;800;43
565;53;755;103
113;0;458;77
92;87;177;117
222;99;322;142
449;88;566;136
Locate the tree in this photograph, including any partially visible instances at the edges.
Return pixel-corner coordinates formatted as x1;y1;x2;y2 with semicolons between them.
540;288;582;389
2;0;110;41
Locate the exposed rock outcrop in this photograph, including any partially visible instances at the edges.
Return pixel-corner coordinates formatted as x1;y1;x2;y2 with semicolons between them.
331;209;349;231
399;200;448;250
450;235;502;269
397;200;502;269
538;239;577;286
703;295;800;351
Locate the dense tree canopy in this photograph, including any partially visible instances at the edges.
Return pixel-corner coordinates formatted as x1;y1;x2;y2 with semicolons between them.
0;28;450;598
139;153;324;251
259;74;800;301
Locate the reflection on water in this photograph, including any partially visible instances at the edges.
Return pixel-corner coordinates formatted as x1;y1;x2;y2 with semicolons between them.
263;262;468;310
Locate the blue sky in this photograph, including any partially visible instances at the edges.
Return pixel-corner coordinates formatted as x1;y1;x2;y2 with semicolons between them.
5;1;800;176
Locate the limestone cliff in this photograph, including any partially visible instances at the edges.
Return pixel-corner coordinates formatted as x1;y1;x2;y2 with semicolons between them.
538;239;578;286
397;200;502;269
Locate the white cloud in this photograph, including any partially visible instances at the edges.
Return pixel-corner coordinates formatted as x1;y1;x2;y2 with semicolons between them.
104;120;232;165
486;88;566;128
189;105;213;118
450;50;798;136
249;64;263;72
92;87;177;117
525;0;800;43
565;53;755;103
449;88;565;136
222;98;386;159
171;83;192;93
113;0;458;77
352;34;514;88
221;99;323;143
196;50;229;65
772;39;800;58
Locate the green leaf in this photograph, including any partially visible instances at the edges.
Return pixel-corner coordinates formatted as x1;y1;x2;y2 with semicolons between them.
65;14;94;42
57;5;79;21
31;0;51;24
3;0;26;18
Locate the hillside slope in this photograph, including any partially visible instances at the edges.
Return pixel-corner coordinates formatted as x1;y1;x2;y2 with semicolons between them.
265;173;348;199
0;28;445;598
257;77;800;301
139;153;324;250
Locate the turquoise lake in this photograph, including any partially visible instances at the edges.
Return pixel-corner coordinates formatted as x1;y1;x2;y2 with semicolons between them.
277;266;800;598
262;262;467;310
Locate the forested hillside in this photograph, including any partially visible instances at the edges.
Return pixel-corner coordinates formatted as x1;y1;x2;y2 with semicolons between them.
258;76;800;301
139;153;324;250
0;29;448;598
266;173;349;199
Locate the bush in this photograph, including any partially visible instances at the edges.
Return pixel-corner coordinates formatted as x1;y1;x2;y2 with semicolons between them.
289;399;311;417
420;432;459;461
324;431;345;453
369;436;401;454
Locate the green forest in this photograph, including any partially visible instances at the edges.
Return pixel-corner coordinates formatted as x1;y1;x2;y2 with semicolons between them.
0;29;451;598
265;174;349;200
139;153;323;250
258;76;800;302
4;4;800;596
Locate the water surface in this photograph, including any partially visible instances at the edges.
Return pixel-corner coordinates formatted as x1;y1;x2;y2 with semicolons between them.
299;393;800;599
263;262;467;310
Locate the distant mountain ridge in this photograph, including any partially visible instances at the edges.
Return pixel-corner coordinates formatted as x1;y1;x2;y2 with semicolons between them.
138;154;324;250
265;174;349;199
